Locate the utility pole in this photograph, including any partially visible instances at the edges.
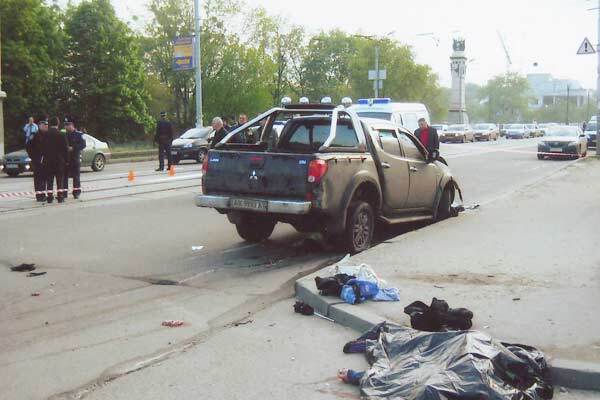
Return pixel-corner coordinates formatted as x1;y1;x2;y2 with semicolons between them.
194;0;203;127
566;85;570;125
597;0;600;155
0;16;5;158
374;46;380;98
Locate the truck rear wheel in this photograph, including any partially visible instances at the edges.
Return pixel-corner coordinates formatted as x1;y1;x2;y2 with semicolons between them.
235;215;276;242
343;201;374;253
436;184;455;221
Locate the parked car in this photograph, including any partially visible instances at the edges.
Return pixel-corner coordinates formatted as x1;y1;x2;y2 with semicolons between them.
431;124;448;137
439;124;474;143
2;133;110;177
584;122;597;148
505;124;530;139
537;126;587;159
171;127;214;164
526;123;541;137
471;123;499;141
196;103;461;253
538;123;557;136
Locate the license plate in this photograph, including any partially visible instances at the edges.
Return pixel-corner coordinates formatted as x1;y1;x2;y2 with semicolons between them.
550;148;563;152
230;198;267;211
6;164;18;169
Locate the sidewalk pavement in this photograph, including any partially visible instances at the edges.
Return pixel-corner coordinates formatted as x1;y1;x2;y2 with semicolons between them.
296;157;600;391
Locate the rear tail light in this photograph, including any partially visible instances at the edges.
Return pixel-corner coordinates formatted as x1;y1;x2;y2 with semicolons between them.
307;159;328;183
202;156;209;173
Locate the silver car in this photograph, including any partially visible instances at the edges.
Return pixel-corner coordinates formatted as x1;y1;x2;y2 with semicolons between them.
537;126;587;159
1;133;110;177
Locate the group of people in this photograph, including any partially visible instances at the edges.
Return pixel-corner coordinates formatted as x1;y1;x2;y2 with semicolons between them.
24;116;86;203
154;112;255;171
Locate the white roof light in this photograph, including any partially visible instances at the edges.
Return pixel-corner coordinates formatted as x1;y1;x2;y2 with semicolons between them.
281;96;292;106
299;97;309;104
341;97;353;107
321;96;333;104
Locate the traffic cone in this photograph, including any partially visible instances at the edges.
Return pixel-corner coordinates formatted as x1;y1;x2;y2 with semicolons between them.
168;165;175;177
128;170;136;181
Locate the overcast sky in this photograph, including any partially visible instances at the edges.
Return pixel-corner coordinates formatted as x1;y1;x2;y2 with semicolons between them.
67;0;598;89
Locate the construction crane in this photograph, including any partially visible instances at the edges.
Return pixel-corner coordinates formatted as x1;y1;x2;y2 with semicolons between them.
497;30;512;72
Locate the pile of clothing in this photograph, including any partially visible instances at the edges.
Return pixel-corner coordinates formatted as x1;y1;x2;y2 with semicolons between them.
314;263;400;305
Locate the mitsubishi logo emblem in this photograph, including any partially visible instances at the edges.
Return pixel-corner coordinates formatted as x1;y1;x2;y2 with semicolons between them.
249;170;258;180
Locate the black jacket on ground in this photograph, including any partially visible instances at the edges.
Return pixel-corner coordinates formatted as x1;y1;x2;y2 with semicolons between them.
42;127;68;170
414;126;440;153
155;120;175;145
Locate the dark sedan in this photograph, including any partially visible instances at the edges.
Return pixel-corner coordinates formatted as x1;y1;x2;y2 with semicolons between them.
537;126;587;160
171;127;213;164
584;123;597;148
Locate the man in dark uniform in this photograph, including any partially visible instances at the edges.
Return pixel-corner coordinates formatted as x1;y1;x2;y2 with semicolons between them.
414;118;440;159
63;117;86;199
26;120;48;202
42;117;68;203
210;117;228;149
154;111;175;171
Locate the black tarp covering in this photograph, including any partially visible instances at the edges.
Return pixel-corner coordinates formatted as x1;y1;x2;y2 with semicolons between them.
359;323;553;400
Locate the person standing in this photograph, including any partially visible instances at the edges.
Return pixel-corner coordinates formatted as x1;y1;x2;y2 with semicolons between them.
23;116;39;145
26;120;48;202
63;117;86;199
210;117;228;149
414;118;440;158
154;111;175;171
230;113;249;143
42;117;68;203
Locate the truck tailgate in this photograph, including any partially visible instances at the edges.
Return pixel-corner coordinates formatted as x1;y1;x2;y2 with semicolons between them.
204;151;310;198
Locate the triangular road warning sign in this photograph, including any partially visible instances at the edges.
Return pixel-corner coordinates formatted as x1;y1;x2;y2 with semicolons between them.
577;37;596;55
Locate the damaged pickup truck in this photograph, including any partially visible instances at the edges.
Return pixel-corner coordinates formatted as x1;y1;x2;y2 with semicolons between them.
196;103;461;253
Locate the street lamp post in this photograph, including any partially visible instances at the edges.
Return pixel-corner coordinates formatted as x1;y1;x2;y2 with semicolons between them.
374;46;380;98
0;18;5;158
194;0;203;127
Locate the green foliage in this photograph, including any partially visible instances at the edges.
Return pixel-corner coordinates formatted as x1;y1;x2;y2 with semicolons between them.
474;73;531;124
63;0;152;141
0;0;65;150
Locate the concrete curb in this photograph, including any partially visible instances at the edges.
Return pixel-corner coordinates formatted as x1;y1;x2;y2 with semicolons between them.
295;278;600;391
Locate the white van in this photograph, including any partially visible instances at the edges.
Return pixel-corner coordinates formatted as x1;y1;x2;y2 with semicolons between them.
349;98;430;132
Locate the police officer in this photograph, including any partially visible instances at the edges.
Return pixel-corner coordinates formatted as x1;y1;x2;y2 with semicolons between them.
42;117;68;203
154;111;175;171
26;119;48;202
63;116;86;199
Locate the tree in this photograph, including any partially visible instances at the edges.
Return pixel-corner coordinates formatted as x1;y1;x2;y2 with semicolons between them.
63;0;152;141
479;73;530;123
0;0;65;150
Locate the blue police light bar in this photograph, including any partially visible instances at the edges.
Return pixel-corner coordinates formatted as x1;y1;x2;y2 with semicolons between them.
357;99;370;105
373;98;391;104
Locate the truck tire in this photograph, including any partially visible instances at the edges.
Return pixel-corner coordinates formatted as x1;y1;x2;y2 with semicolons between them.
343;201;374;253
235;215;276;242
436;184;455;221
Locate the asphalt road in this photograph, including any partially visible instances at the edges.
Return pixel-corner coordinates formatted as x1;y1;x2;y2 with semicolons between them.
0;137;589;399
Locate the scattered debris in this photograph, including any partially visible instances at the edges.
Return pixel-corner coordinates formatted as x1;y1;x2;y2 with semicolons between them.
433;285;444;289
27;271;47;277
314;312;335;322
233;319;253;327
268;323;276;327
11;263;36;272
31;292;40;296
191;246;204;251
487;275;495;278
484;325;490;329
44;321;49;325
291;356;296;361
147;279;179;286
464;204;480;210
560;387;569;393
161;320;184;328
404;298;473;332
293;300;314;316
512;297;521;301
319;262;400;305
